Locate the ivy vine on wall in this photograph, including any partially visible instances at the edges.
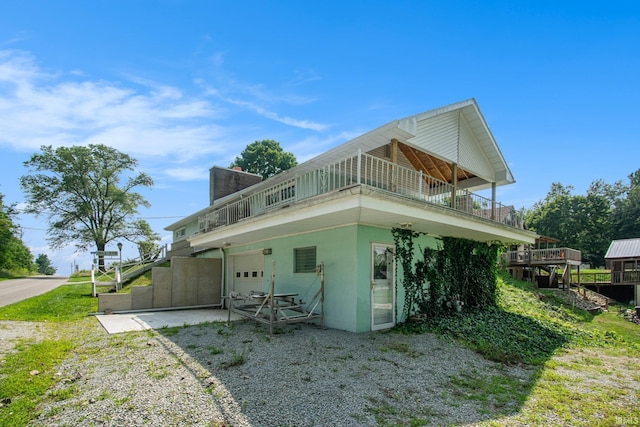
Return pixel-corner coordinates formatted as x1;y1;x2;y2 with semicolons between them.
392;228;502;321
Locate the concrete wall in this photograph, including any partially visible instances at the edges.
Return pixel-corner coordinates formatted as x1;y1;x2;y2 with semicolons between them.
166;239;194;258
98;257;222;312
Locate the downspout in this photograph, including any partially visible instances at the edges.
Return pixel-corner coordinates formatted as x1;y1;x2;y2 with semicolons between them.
220;247;227;308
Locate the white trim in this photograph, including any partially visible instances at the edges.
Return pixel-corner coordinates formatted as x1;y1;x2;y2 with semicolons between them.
370;242;396;331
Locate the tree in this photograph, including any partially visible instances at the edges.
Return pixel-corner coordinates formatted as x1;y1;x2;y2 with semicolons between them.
229;140;297;179
610;169;640;240
137;239;161;262
0;192;34;273
35;253;56;275
20;144;158;270
525;182;612;267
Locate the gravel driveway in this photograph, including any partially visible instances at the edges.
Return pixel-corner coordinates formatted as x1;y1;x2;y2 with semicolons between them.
1;318;535;426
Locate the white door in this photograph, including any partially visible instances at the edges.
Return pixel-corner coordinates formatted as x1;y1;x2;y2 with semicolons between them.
371;243;395;330
232;253;264;296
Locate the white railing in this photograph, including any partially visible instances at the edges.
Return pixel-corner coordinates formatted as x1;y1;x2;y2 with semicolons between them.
198;151;525;232
91;244;168;296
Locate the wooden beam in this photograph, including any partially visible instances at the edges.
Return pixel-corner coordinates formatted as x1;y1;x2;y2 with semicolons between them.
390;139;398;191
390;139;398;164
451;163;458;209
399;143;448;182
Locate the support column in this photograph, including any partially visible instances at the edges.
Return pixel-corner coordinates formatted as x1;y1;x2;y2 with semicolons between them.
491;182;497;220
451;163;458;209
390;139;398;191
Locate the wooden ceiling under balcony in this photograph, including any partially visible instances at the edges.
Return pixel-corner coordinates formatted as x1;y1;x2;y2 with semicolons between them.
394;140;477;185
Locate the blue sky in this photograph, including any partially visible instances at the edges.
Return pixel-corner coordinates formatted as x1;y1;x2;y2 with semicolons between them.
1;1;639;274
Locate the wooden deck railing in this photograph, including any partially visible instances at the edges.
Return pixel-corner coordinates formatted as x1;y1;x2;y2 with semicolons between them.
570;271;640;285
611;271;640;285
503;248;582;266
198;151;525;233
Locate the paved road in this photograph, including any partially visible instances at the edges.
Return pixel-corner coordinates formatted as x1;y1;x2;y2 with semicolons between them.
0;276;69;307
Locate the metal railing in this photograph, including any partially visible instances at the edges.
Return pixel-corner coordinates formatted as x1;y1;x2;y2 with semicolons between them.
91;245;168;296
199;150;525;233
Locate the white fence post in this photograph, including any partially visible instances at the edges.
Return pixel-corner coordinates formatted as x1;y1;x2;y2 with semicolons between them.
91;268;96;297
116;266;121;291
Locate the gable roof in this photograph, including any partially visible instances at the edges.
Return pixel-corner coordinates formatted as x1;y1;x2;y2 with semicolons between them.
605;238;640;259
221;98;511;199
166;98;515;231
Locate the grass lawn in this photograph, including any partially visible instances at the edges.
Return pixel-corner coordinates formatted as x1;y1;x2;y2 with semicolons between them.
397;272;640;426
0;282;98;322
0;274;97;426
1;270;639;426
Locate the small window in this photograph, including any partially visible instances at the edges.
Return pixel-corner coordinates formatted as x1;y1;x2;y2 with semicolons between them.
236;272;241;278
294;247;317;273
244;272;249;278
175;227;186;239
252;271;258;278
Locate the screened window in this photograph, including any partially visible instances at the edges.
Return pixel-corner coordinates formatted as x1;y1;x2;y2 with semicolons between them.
294;247;317;273
175;227;186;239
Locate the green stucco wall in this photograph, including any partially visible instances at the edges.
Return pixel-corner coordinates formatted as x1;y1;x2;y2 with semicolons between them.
210;225;439;332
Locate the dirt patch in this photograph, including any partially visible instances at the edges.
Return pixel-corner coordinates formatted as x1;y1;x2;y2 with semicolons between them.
0;321;50;355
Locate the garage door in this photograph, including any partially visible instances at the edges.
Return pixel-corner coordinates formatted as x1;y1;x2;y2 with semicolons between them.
232;253;265;296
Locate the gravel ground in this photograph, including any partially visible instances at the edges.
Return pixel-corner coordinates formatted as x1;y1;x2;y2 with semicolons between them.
1;317;535;426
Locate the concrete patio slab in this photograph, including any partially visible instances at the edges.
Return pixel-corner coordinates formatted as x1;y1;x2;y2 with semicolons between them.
96;308;242;334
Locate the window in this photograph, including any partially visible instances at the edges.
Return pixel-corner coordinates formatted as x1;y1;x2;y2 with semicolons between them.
294;247;316;273
175;227;186;240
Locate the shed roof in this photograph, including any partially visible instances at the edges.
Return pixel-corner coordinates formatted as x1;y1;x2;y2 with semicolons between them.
605;238;640;259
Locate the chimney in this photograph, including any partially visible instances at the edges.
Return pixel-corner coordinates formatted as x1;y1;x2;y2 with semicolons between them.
209;166;262;205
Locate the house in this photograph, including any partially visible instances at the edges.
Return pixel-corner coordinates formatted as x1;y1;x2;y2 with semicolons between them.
605;238;640;304
164;99;537;332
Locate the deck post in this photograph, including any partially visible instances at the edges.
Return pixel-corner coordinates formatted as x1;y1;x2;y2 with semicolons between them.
491;182;497;220
451;163;458;209
356;149;362;184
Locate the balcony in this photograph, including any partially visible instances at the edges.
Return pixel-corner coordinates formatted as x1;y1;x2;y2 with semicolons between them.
198;150;525;234
503;248;582;266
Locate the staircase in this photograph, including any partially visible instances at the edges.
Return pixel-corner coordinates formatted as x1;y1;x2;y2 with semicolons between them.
91;245;168;296
538;264;573;289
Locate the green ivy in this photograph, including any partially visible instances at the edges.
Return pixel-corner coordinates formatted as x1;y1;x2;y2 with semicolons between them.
392;228;502;319
391;228;425;320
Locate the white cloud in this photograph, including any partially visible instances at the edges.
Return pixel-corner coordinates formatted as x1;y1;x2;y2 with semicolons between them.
165;167;209;181
223;97;328;131
0;49;226;161
288;130;362;162
0;49;331;183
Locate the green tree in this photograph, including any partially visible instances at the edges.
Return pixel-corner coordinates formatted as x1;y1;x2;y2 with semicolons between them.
20;144;158;270
0;192;34;273
137;239;162;262
610;169;640;240
35;253;56;275
230;140;297;179
525;182;612;267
